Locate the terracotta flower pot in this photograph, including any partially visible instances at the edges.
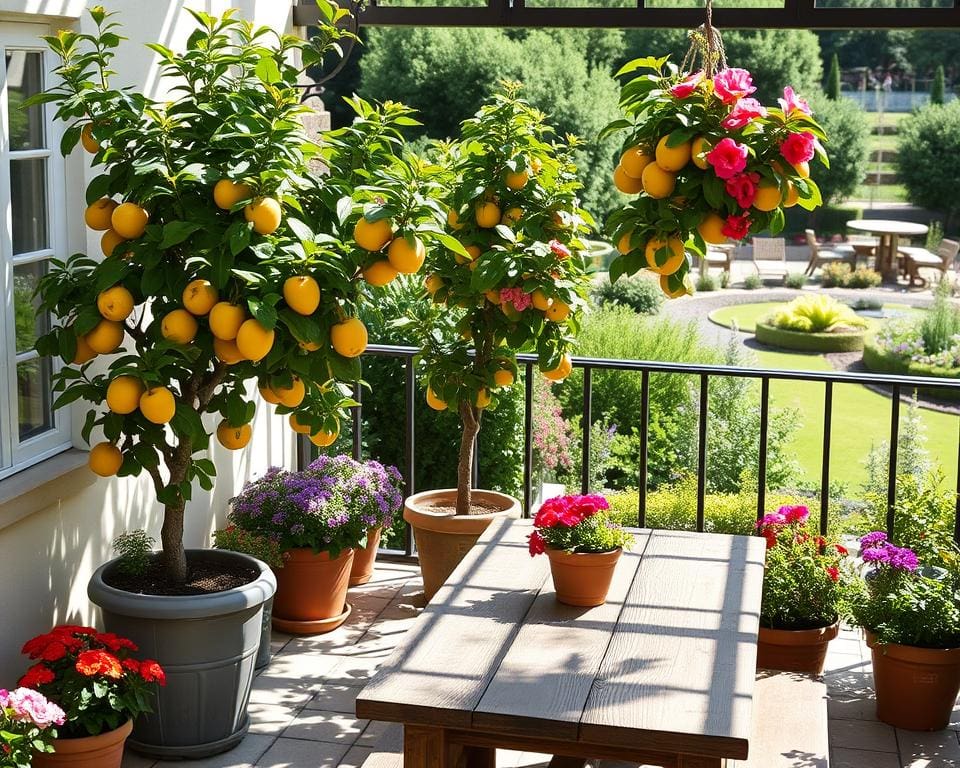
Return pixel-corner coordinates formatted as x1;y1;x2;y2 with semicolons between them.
272;548;355;634
867;631;960;731
33;719;132;768
403;489;522;602
350;527;382;586
546;547;622;607
756;621;839;675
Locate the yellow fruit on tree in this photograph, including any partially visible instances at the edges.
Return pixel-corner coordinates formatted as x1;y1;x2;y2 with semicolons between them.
613;165;644;195
354;216;393;251
283;275;321;316
387;235;426;274
425;274;444;296
500;207;523;227
182;279;219;316
691;136;712;170
426;387;447;411
531;289;553;311
456;244;482;265
793;161;810;179
641;163;677;199
545;300;571;323
543;353;573;382
213;337;244;364
89;442;123;477
106;376;145;415
753;181;783;212
85;198;118;231
81;124;101;154
447;209;463;230
310;421;340;447
484;289;501;305
101;229;127;258
299;339;321;352
364;260;399;287
620;147;652;179
244;197;282;235
330;317;368;358
86;320;124;354
97;285;134;322
111;202;148;239
72;335;97;365
783;181;800;208
697;213;728;245
505;169;529;190
475;201;501;229
289;413;312;434
217;421;252;450
493;369;515;388
655;134;692;172
617;230;635;255
209;302;247;341
530;157;543;174
644;236;686;276
140;386;176;425
213;179;253;210
275;376;306;408
660;272;688;299
475;389;492;409
161;309;199;345
259;384;282;404
236;318;274;362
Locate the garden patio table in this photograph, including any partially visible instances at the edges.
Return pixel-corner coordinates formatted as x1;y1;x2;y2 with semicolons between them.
846;219;928;283
356;518;765;768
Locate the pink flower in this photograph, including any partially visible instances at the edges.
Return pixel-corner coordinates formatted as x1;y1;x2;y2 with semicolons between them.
721;213;751;240
778;86;811;116
5;688;65;728
528;530;546;557
706;138;749;180
713;68;756;105
670;70;704;99
724;172;760;208
549;239;571;259
721;98;767;130
780;131;816;165
780;504;809;524
499;286;532;312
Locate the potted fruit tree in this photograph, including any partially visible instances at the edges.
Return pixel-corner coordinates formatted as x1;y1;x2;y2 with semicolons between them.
405;84;593;601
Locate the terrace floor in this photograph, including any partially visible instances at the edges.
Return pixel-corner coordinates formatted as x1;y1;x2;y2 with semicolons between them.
119;561;960;768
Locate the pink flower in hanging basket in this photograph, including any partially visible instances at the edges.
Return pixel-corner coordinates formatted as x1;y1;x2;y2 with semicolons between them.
721;213;751;240
713;67;756;105
670;70;704;99
778;86;812;117
721;98;767;130
724;172;760;209
780;131;817;166
706;137;749;180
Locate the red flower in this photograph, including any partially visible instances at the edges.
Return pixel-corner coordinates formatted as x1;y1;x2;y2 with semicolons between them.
724;172;760;209
76;649;123;679
779;131;816;166
781;505;810;524
19;663;55;688
528;531;546;557
835;544;849;557
721;98;767;130
548;240;571;259
706;137;749;180
52;625;97;637
139;660;166;686
97;633;138;653
713;68;756;105
762;530;777;550
670;70;704;99
121;658;140;674
825;566;839;583
721;213;751;240
40;641;68;662
21;634;56;659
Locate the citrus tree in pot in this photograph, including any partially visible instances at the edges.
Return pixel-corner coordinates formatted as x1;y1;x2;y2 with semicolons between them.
406;85;593;601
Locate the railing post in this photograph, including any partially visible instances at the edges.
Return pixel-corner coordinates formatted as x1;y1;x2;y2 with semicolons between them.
886;385;901;542
820;381;833;536
404;357;416;556
757;377;769;520
697;374;708;533
581;367;592;495
523;362;534;518
638;369;650;528
352;380;362;461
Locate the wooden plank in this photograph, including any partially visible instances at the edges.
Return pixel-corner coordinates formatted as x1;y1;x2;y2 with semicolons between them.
580;530;765;761
473;530;651;740
356;518;549;728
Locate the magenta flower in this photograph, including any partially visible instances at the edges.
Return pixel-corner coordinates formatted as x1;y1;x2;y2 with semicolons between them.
780;131;816;166
780;505;810;524
713;68;756;105
706;137;749;180
549;239;571;259
860;531;888;548
756;512;786;529
722;213;751;240
670;70;704;99
778;86;811;116
724;172;760;208
721;98;767;130
500;286;532;312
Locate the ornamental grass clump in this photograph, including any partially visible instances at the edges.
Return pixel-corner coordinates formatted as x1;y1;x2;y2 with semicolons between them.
18;626;164;738
528;495;634;556
766;294;867;333
757;505;849;630
0;688;65;766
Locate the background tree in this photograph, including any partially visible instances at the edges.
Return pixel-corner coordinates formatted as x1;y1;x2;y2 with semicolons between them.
806;91;869;205
896;101;960;230
931;64;945;105
826;53;842;100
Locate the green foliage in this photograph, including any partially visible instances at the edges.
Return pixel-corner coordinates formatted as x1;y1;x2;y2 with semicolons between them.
767;294;868;333
897;101;960;225
820;262;850;287
213;526;284;569
920;280;960;355
931;64;946;105
927;220;944;251
590;273;663;315
805;92;869;205
743;274;763;290
695;273;719;292
111;530;155;577
784;272;807;289
826;53;841;100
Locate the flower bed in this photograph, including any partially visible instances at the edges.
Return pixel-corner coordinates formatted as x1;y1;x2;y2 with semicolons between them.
756;321;867;352
863;340;960;402
755;294;868;352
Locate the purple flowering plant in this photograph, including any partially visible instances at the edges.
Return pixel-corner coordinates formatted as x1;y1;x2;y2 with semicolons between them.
0;687;65;767
228;456;404;558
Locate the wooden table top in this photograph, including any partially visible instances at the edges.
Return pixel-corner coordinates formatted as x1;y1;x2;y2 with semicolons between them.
846;219;929;237
356;519;766;762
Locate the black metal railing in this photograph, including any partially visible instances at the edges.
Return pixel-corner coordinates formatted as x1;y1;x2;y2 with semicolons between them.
299;344;960;556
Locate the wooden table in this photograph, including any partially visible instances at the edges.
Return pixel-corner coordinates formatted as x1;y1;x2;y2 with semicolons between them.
356;519;765;768
846;219;928;283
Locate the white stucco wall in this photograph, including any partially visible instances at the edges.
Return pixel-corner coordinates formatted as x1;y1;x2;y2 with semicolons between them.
0;0;298;684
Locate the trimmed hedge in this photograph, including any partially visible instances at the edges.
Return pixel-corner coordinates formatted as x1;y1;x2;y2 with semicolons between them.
755;321;866;353
862;341;960;402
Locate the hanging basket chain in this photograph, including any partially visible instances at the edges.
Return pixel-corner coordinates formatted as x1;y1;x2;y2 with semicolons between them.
680;0;727;78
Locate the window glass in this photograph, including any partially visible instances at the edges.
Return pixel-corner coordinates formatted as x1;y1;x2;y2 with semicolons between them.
5;50;45;150
13;261;49;355
17;357;53;441
10;157;49;254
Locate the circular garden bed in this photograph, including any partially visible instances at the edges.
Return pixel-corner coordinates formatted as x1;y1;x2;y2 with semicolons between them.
755;321;867;353
863;341;960;402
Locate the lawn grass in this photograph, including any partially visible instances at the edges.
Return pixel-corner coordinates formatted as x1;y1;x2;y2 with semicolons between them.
851;183;909;203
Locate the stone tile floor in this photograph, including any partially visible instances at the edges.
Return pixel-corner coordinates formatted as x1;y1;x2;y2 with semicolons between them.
120;561;960;768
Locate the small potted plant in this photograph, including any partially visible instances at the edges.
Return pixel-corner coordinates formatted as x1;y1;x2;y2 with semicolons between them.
755;505;847;674
0;687;65;767
528;494;634;607
849;532;960;731
17;625;165;768
228;456;404;634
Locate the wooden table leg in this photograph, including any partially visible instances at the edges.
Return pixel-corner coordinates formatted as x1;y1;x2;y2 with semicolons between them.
404;726;496;768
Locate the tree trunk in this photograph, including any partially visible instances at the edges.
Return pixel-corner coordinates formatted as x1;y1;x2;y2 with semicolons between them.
456;401;481;516
161;499;188;583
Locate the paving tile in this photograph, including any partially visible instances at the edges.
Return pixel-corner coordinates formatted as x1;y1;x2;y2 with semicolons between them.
151;734;275;767
898;728;960;767
831;747;902;768
247;702;302;734
340;745;375;768
305;684;361;714
121;750;156;768
829;719;899;753
357;719;392;747
828;695;879;722
257;737;350;768
323;652;386;687
826;670;876;699
282;710;369;744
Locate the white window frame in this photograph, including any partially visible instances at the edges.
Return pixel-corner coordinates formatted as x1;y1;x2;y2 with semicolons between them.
0;23;72;481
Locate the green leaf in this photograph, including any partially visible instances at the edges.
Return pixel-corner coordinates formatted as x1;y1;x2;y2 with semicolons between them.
228;221;252;257
85;174;113;205
255;55;282;85
60;123;82;156
615;56;668;78
159;221;202;249
247;297;278;329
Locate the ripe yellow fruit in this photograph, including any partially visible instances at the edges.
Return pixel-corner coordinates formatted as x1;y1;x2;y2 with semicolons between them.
161;309;199;345
475;201;501;229
111;202;149;239
691;136;712;170
299;339;321;352
354;216;393;251
697;213;728;245
641;163;677;199
447;209;463;230
545;300;571;323
213;179;253;210
89;442;122;477
289;413;313;434
530;157;543;175
72;335;97;365
425;274;444;295
364;260;399;287
140;386;176;425
493;369;515;388
387;235;426;274
259;384;282;404
283;275;321;315
793;161;810;179
217;421;252;450
85;198;118;231
213;337;244;364
86;320;124;354
330;317;368;358
236;318;274;362
475;389;492;409
531;289;553;311
182;279;219;316
426;387;447;411
209;302;247;341
101;229;127;258
543;353;573;382
275;376;306;408
617;230;635;255
613;165;644;195
753;181;783;212
106;376;145;415
655;134;692;172
783;181;800;208
620;147;653;179
644;236;686;276
97;285;134;322
484;289;501;305
660;273;688;299
456;244;482;265
81;124;101;154
244;197;282;235
500;207;523;227
310;421;340;447
505;169;529;190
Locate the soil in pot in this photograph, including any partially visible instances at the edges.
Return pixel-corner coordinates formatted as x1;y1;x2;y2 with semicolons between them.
272;548;354;634
104;559;258;596
350;527;382;586
33;719;132;768
756;621;839;675
547;548;622;607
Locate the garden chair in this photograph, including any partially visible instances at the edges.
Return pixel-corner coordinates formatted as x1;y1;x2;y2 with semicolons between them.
751;237;790;280
700;243;736;276
898;238;960;288
803;229;857;276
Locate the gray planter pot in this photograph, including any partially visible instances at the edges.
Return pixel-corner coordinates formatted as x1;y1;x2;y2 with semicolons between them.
88;549;276;759
256;596;274;670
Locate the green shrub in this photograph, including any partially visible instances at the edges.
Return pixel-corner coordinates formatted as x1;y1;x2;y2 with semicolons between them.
112;530;155;577
591;273;663;315
897;101;960;228
784;272;807;289
805;91;870;206
695;273;719;292
720;270;732;289
846;267;883;289
744;274;763;290
785;205;863;239
848;296;883;311
767;294;868;333
920;281;960;355
756;322;867;353
820;261;851;288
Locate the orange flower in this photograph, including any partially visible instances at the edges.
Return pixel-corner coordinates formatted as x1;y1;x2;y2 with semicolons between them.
75;649;123;679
